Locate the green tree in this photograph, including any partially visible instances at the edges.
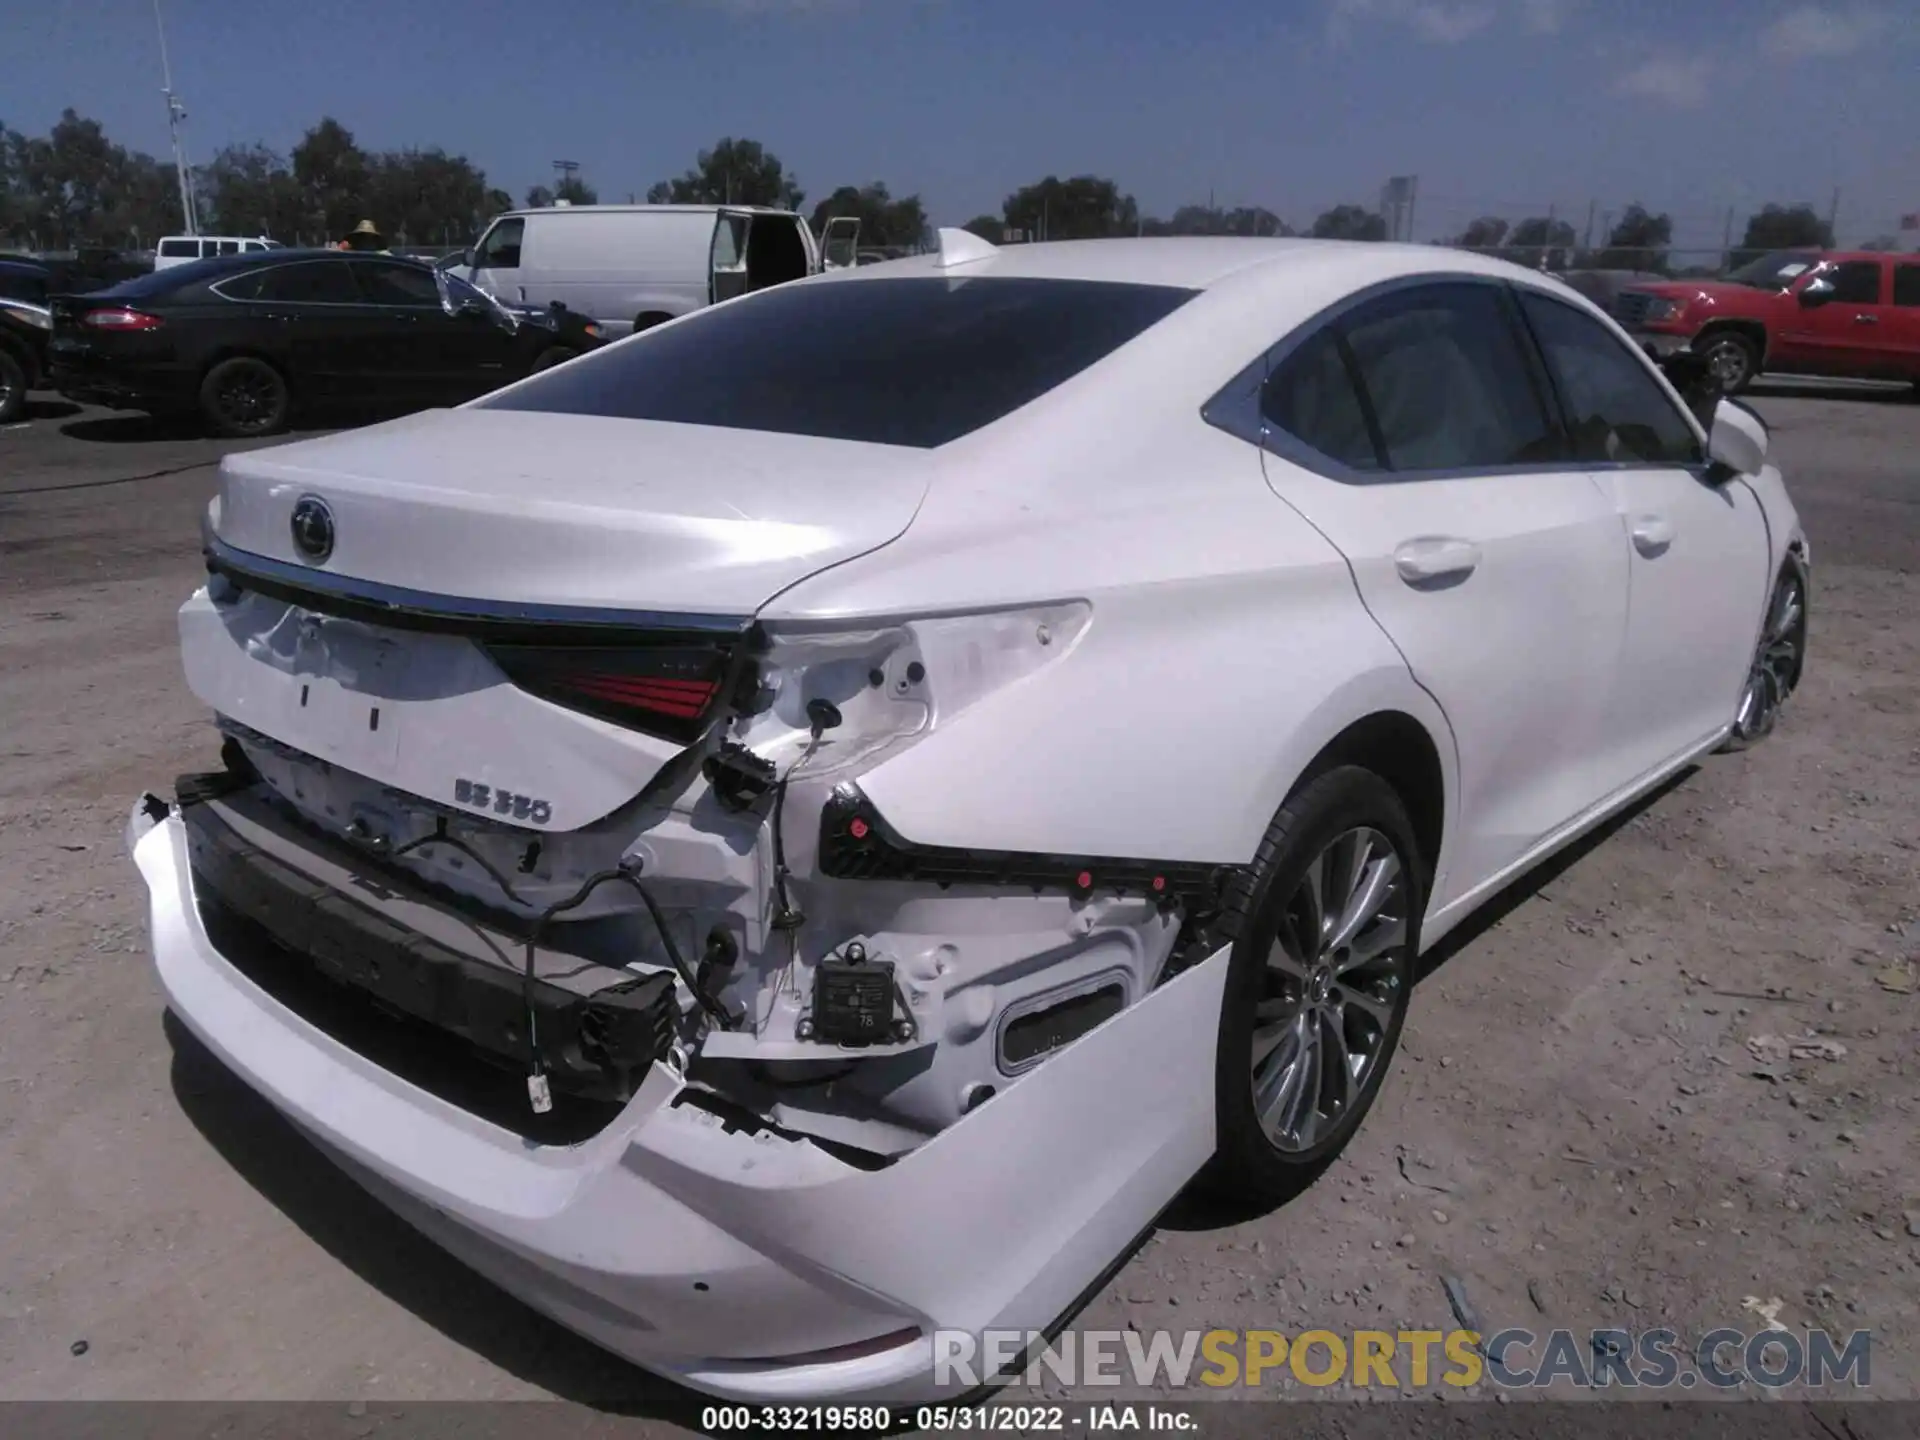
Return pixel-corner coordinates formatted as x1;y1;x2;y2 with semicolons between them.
198;143;306;239
1143;204;1291;237
647;137;803;210
1452;215;1508;248
1501;215;1578;270
554;174;598;206
1594;203;1674;273
961;213;1004;242
809;182;928;249
291;117;371;241
1730;203;1833;269
2;109;182;247
1309;204;1388;241
1002;175;1138;241
524;184;555;209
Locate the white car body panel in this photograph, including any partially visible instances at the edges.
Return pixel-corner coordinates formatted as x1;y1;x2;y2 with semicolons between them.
132;235;1806;1403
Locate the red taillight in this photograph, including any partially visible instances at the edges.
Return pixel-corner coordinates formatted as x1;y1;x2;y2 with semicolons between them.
485;645;731;743
82;308;165;331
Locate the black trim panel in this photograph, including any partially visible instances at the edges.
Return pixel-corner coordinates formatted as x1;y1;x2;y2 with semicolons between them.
816;784;1244;908
203;531;755;646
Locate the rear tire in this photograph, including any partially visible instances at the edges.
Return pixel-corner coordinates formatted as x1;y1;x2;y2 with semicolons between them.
0;347;26;424
199;356;290;438
1696;329;1759;395
530;346;576;373
1201;766;1423;1208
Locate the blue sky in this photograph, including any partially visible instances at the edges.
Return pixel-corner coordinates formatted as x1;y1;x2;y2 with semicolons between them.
4;0;1916;252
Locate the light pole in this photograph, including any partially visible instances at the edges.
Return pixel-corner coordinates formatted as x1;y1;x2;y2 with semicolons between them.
154;0;198;235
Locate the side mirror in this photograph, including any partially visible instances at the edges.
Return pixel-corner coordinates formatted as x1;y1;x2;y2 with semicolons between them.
1706;397;1768;478
1797;276;1835;308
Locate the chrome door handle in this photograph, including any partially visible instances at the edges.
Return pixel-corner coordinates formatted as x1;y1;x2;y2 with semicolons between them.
1393;536;1481;584
1630;514;1675;556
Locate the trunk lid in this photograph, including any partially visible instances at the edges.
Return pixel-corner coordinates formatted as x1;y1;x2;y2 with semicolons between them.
209;406;929;616
192;406;931;832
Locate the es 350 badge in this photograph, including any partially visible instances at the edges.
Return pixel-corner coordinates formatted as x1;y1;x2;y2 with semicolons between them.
453;778;553;826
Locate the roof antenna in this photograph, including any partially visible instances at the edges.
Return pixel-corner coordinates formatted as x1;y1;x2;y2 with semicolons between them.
934;227;997;270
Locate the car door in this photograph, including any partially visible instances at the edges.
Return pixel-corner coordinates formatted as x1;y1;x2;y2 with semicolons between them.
470;216;526;305
1887;261;1920;379
348;257;516;401
246;259;384;399
1249;280;1630;909
1777;258;1888;376
1515;288;1772;789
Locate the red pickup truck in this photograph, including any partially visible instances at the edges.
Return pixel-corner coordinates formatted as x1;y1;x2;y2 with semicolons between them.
1615;249;1920;395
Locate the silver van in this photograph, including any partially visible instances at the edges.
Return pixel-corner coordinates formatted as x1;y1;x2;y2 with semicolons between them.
445;205;860;337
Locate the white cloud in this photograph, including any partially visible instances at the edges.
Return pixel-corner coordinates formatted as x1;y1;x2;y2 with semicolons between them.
1759;6;1892;60
1327;0;1582;44
1518;0;1579;33
1327;0;1498;45
1612;56;1712;108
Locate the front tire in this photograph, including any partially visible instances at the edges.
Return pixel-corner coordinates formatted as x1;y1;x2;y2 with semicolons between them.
1697;329;1760;395
1203;766;1423;1206
1722;562;1808;751
199;356;290;438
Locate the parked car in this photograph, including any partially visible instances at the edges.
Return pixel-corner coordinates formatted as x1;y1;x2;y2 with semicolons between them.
1614;248;1920;394
154;235;284;271
128;231;1806;1404
48;249;605;437
0;258;54;422
440;204;861;337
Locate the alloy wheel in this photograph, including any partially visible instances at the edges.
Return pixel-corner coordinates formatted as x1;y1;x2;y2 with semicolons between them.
1702;336;1754;392
1732;571;1805;744
218;369;279;432
1251;825;1410;1153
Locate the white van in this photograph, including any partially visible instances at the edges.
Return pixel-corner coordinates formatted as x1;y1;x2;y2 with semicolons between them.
447;205;860;337
153;235;284;270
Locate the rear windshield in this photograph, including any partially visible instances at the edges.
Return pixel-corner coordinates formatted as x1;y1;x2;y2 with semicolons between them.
94;255;255;297
481;276;1198;448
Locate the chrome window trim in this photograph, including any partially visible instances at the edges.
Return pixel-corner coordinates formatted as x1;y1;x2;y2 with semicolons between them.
1205;270;1712;483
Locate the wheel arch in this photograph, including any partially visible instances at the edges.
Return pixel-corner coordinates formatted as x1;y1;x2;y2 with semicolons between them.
202;345;294;392
1289;710;1448;893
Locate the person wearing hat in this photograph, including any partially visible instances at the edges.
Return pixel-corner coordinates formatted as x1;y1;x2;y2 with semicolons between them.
337;219;389;253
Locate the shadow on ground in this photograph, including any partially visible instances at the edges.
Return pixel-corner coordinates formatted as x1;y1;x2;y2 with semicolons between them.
19;398;83;422
1748;378;1915;406
163;1011;707;1419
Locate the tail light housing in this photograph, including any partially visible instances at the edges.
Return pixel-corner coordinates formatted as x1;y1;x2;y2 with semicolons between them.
82;308;165;331
484;643;734;743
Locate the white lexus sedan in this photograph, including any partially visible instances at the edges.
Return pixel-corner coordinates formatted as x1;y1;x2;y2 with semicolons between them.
129;230;1808;1403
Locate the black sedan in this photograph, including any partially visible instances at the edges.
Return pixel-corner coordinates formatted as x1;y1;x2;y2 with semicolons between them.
47;249;605;437
0;258;54;423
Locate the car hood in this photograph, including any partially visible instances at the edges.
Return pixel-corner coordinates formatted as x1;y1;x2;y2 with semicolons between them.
207;407;930;617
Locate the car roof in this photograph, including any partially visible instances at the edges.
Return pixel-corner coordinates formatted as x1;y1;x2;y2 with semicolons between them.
814;235;1574;295
0;257;50;277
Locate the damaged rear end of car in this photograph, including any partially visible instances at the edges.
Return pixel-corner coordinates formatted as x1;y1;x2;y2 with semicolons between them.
129;267;1238;1402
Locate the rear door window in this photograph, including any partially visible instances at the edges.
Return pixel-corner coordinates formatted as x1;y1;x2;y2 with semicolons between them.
483;276;1197;448
1334;283;1560;472
1259;327;1382;472
252;262;363;305
158;239;199;258
1892;264;1920;307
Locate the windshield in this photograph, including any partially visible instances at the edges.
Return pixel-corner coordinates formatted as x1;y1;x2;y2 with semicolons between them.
480;276;1197;449
1724;251;1820;290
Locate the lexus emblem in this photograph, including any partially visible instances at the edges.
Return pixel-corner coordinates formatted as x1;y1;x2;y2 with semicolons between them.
290;495;335;563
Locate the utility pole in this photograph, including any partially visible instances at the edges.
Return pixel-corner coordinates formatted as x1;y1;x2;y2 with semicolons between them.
1582;199;1597;252
153;0;198;235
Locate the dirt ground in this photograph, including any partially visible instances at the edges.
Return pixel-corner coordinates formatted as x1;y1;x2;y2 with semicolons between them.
1;386;1916;1419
